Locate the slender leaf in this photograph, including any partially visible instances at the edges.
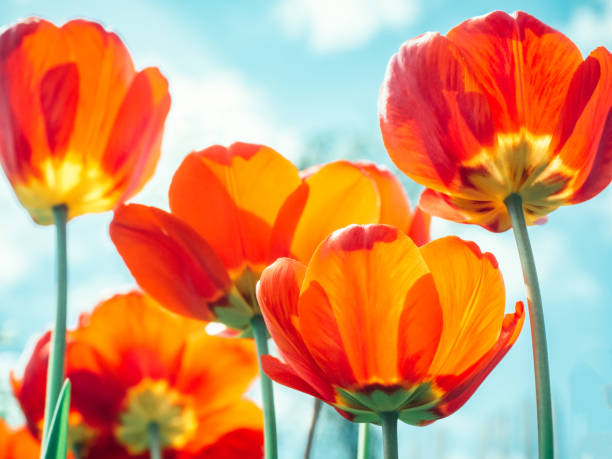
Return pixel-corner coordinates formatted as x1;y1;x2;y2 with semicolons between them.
41;379;71;459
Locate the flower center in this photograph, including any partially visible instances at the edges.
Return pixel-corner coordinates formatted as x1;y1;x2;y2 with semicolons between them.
68;413;98;457
115;379;197;454
463;129;573;199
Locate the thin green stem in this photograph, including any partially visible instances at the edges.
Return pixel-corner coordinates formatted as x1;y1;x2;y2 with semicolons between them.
380;412;398;459
251;314;278;459
41;204;68;444
357;422;370;459
505;193;554;459
303;398;322;459
148;423;161;459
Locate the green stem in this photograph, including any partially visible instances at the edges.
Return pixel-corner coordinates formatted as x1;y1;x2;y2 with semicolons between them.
148;423;161;459
41;204;68;443
357;423;370;459
303;398;322;459
380;412;398;459
504;193;554;459
251;314;278;459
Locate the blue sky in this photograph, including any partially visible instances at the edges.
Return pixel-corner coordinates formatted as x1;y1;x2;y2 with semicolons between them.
1;0;612;457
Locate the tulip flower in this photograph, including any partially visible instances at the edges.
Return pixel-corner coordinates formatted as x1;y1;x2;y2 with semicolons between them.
257;224;524;459
378;11;609;456
0;419;40;458
379;11;612;232
0;17;171;443
11;292;263;458
0;18;170;225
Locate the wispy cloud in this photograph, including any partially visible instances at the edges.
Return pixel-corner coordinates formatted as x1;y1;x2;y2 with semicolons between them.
274;0;420;53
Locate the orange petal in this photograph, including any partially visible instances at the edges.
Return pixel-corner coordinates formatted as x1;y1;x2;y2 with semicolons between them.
110;205;231;322
299;225;442;387
352;161;412;231
60;19;136;162
433;302;525;417
419;188;510;232
175;332;258;415
169;143;301;275
187;400;263;453
420;237;506;376
379;30;493;192
261;355;326;401
277;161;380;264
446;11;583;136
406;202;431;246
257;258;336;401
73;292;206;377
190;428;263;459
101;67;170;201
0;19;67;181
0;420;40;458
552;47;612;202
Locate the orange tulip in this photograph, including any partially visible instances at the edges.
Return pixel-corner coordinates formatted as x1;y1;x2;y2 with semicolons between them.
0;18;170;224
257;224;524;424
379;10;612;231
0;419;40;458
110;142;427;329
11;292;263;458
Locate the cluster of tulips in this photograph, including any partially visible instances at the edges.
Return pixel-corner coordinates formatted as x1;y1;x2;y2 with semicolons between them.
0;9;611;459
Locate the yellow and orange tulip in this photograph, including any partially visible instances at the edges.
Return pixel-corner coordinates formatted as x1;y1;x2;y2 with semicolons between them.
379;10;612;231
11;292;263;458
0;18;170;224
110;142;428;329
257;224;524;424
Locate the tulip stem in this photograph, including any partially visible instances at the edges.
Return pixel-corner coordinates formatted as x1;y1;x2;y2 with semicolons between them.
380;412;398;459
357;423;370;459
42;204;68;443
303;398;322;459
148;423;161;459
505;193;554;459
251;314;278;459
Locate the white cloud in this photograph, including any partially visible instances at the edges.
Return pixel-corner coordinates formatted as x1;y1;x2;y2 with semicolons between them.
274;0;420;53
565;0;612;52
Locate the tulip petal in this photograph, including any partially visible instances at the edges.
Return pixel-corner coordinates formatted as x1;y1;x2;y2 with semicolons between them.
102;67;170;201
261;355;325;401
446;11;583;136
175;332;258;414
421;237;506;376
275;161;380;264
299;225;442;387
433;302;525;418
10;331;51;435
187;399;263;453
353;161;412;231
406;203;431;246
419;188;510;233
380;30;494;192
110;204;231;321
0;420;40;458
193;428;263;459
0;19;67;179
257;258;336;401
169;143;301;274
551;47;612;202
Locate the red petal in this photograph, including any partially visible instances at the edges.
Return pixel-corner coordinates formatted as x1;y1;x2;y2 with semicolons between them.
110;204;231;321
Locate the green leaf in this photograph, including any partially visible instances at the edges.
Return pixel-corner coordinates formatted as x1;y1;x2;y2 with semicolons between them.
41;379;71;459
